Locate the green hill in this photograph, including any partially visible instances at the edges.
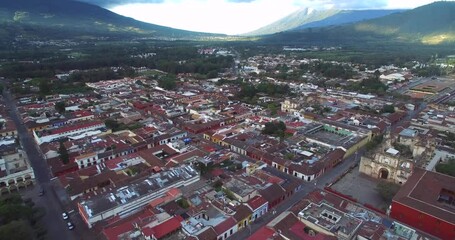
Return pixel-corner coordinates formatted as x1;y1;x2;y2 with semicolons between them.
0;0;221;41
264;1;455;45
351;1;455;44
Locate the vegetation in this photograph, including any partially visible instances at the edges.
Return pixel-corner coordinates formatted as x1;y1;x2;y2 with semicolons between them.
263;2;455;46
0;0;220;45
213;180;223;192
346;77;388;96
392;142;413;159
411;65;443;77
299;62;355;79
435;159;455;177
104;119;141;132
248;8;403;36
157;74;178;90
54;101;66;114
376;181;401;203
176;199;190;209
237;82;291;103
365;134;384;152
58;141;69;165
381;105;395;113
38;79;52;96
441;132;455;149
0;194;46;240
222;188;236;201
262;121;286;140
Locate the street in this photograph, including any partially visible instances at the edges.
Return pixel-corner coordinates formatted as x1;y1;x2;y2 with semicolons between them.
2;88;88;240
229;148;363;240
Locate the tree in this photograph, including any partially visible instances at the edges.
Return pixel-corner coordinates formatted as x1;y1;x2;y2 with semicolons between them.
366;135;384;152
38;79;52;96
177;199;190;209
213;180;223;191
0;220;34;240
158;75;177;90
376;181;400;203
373;70;381;79
262;121;286;136
104;119;121;131
54;101;66;114
58;141;69;165
381;105;395;113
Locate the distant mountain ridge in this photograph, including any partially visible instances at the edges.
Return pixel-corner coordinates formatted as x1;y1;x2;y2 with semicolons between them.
293;9;405;30
245;8;340;36
245;8;404;36
0;0;220;41
351;1;455;44
263;1;455;45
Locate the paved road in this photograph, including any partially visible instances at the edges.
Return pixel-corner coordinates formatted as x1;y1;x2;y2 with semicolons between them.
2;89;85;240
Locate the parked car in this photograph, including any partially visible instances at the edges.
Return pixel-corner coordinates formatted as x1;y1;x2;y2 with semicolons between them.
67;222;74;230
62;212;69;220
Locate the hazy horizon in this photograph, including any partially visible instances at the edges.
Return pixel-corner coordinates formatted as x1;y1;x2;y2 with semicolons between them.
80;0;441;35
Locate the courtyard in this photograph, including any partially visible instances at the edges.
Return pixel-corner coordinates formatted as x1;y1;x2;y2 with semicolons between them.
331;166;388;211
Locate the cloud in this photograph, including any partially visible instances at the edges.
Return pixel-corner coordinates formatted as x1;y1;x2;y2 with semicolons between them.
294;0;389;9
227;0;257;3
76;0;166;8
105;0;435;34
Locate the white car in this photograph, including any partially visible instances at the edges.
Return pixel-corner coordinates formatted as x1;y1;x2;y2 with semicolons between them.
62;212;69;220
67;222;74;230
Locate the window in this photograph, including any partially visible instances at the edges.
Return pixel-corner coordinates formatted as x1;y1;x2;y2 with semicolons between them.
230;229;233;235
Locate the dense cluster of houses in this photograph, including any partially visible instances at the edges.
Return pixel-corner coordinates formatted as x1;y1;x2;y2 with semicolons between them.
8;49;455;239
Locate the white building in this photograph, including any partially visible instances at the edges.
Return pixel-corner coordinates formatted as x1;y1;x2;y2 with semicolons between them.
78;165;199;228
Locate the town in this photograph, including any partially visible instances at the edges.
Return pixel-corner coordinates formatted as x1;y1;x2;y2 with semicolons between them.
1;47;455;240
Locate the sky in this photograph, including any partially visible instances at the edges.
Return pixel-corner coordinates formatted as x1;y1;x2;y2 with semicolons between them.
84;0;438;35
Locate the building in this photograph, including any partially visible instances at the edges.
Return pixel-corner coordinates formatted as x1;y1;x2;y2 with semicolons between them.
390;168;455;240
252;189;432;240
78;165;199;228
246;196;268;221
360;131;433;184
281;99;300;113
0;146;35;193
214;217;237;240
33;121;106;144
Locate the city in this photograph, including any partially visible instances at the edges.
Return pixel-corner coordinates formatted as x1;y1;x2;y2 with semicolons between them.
0;1;455;240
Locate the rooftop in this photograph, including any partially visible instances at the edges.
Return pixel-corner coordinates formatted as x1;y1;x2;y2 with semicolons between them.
298;202;363;236
79;165;199;218
393;168;455;224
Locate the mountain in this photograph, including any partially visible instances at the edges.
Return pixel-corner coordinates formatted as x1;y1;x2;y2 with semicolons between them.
351;1;455;44
293;9;405;30
0;0;220;41
245;8;340;36
263;2;455;45
245;8;403;36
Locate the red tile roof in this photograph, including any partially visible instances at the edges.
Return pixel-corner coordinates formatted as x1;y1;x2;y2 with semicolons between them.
103;222;135;240
141;215;183;239
214;217;236;235
196;227;218;240
247;226;278;240
51;121;104;135
247;196;268;211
